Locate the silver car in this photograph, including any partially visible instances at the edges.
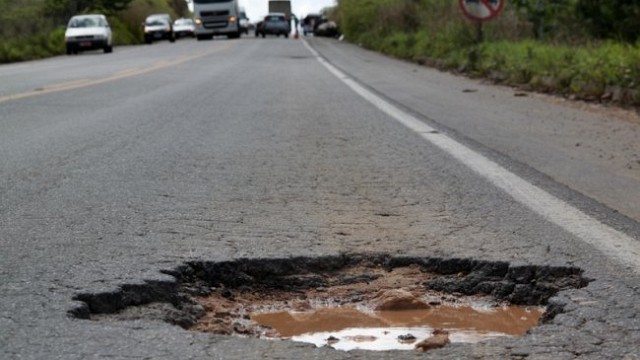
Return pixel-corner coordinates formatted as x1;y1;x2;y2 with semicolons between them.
257;13;290;38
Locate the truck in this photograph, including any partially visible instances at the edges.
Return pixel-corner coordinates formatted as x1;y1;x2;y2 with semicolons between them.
268;0;292;18
193;0;242;40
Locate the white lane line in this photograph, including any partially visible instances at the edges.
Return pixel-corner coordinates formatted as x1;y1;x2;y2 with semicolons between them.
303;40;640;272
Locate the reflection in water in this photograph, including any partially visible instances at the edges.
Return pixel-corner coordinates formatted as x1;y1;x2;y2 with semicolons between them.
252;305;544;351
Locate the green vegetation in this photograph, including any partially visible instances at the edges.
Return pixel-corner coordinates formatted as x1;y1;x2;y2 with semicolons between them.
0;0;190;63
336;0;640;105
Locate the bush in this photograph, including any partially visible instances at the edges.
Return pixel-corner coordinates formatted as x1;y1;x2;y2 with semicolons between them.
108;16;139;45
335;0;640;105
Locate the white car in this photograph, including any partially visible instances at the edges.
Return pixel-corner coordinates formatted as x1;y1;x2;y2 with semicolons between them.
65;14;113;55
173;18;195;38
144;14;176;44
239;7;250;35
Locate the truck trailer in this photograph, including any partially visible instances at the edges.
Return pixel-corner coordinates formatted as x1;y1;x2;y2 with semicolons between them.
268;0;292;18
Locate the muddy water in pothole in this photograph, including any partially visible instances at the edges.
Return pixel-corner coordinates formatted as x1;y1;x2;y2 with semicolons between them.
192;265;548;351
251;305;544;351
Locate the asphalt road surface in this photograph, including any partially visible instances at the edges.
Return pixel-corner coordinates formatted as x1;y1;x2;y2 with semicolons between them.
1;36;639;359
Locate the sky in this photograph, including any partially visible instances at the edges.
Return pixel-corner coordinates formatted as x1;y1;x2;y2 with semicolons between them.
188;0;336;20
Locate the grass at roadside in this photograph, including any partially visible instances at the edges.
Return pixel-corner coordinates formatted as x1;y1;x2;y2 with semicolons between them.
337;0;640;106
370;34;640;104
474;41;640;103
0;29;65;63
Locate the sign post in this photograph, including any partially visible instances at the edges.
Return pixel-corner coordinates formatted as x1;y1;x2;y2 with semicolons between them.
459;0;505;43
459;0;504;21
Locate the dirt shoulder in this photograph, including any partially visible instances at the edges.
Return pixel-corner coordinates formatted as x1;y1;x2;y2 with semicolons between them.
309;37;640;223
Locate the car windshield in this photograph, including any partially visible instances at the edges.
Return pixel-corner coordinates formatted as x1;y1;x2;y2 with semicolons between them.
68;17;100;28
266;16;286;22
194;0;232;3
146;18;168;26
174;19;192;25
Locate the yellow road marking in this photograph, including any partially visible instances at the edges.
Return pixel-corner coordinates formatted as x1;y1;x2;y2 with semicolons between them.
114;68;141;76
36;79;94;91
0;44;233;104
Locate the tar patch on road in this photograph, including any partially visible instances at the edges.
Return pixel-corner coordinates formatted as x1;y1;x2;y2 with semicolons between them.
68;254;588;351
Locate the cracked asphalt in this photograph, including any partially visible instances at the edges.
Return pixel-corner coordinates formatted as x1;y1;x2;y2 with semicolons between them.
1;36;639;359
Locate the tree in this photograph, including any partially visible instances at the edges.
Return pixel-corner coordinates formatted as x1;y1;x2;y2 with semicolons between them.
512;0;576;39
45;0;134;20
576;0;640;42
45;0;90;23
169;0;190;18
99;0;134;12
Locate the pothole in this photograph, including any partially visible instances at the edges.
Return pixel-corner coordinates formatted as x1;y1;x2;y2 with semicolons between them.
69;254;589;352
193;265;546;351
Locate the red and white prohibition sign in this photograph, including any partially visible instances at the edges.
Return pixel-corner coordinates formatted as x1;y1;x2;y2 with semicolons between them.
459;0;505;21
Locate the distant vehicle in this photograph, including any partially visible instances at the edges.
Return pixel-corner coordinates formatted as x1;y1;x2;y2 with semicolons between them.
257;13;290;38
173;18;195;38
239;7;250;35
64;14;113;55
301;14;323;36
193;0;242;40
268;0;292;18
144;14;175;44
314;21;340;38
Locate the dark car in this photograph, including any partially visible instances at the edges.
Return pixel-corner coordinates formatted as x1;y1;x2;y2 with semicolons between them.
256;13;290;38
301;14;323;36
254;21;263;37
144;14;175;44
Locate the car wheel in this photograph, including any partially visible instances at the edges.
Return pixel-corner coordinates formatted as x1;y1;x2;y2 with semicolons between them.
284;33;289;38
170;34;176;43
66;46;72;55
104;45;113;53
261;33;266;38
